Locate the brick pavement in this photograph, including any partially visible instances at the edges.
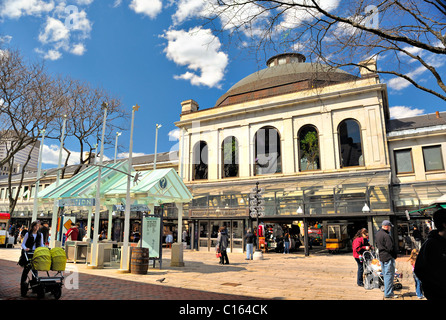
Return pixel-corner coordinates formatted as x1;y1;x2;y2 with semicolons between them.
0;247;425;301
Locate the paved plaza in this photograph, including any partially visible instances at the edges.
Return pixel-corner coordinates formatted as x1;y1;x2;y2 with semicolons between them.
0;246;424;302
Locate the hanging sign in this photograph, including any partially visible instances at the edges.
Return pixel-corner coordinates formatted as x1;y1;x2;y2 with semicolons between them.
57;198;95;207
113;204;150;212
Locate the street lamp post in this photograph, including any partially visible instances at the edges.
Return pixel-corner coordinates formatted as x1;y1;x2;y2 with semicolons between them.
153;124;162;170
89;102;108;268
114;132;122;163
120;104;139;272
32;129;46;222
250;182;264;260
50;115;67;248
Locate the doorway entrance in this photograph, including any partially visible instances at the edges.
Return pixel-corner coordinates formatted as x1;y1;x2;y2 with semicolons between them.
197;219;245;253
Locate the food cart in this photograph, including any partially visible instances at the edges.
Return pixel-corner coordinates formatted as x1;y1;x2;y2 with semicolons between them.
325;224;349;253
308;227;322;246
0;213;11;247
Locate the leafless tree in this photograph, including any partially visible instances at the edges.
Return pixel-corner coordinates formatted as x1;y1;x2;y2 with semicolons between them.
205;0;446;101
0;46;128;215
57;77;128;177
0;47;65;214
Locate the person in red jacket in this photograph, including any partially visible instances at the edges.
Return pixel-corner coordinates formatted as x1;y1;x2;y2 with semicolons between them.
352;228;371;287
66;223;79;242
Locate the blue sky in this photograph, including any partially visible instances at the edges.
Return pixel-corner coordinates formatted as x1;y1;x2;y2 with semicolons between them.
0;0;445;169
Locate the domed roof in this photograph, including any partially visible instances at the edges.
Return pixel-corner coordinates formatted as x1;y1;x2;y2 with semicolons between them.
215;53;359;108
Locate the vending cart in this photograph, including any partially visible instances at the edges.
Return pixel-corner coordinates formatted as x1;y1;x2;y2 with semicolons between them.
0;213;11;246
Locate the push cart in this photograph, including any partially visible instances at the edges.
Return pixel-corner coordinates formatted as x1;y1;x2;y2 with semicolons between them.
20;251;64;299
362;250;402;291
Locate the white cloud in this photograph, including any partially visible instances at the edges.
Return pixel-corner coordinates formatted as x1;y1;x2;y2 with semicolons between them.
389;106;425;119
172;0;205;24
42;143;114;166
168;128;180;141
71;43;86;55
173;0;271;37
44;49;62;60
38;17;70;44
117;152;146;159
0;35;13;44
0;0;55;19
2;1;92;61
35;5;92;60
279;0;340;30
42;144;82;166
387;65;428;91
129;0;162;19
75;0;94;5
388;43;446;91
163;27;228;88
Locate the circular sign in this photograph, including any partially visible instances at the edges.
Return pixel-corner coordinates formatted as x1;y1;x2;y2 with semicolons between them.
159;177;167;189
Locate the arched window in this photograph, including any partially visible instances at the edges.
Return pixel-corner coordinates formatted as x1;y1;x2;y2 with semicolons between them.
221;136;239;178
298;125;320;171
338;119;364;168
193;141;208;180
254;126;282;175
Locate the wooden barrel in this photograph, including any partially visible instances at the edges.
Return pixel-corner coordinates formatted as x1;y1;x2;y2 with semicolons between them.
130;247;149;275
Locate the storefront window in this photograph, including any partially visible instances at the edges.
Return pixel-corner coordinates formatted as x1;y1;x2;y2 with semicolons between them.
423;145;444;172
394;149;414;174
298;125;320;171
222;136;239;178
193;141;208;180
336;186;366;214
254;126;282;175
338;119;363;167
369;186;391;213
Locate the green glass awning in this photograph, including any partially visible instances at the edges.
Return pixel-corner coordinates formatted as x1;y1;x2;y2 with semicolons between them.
102;168;192;205
39;161;129;201
38;161;192;206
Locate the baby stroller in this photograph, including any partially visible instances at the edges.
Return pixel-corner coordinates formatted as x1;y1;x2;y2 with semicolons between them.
362;250;402;291
20;247;65;299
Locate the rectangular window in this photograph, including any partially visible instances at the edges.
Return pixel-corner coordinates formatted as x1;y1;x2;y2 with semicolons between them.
423;145;444;172
394;149;414;174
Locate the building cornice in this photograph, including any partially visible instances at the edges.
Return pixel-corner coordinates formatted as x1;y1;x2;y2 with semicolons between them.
175;82;388;127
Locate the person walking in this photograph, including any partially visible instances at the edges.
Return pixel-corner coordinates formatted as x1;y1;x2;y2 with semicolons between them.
244;228;255;260
76;222;85;241
39;222;50;246
65;223;79;241
166;232;173;248
283;232;291;254
375;220;398;299
20;221;44;285
414;208;446;300
412;226;423;250
408;249;424;299
352;228;370;287
216;226;229;265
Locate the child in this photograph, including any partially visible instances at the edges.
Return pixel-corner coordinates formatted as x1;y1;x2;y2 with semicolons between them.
408;249;424;299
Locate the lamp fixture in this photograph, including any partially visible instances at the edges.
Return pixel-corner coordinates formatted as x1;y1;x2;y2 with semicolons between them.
296;206;303;214
362;203;370;213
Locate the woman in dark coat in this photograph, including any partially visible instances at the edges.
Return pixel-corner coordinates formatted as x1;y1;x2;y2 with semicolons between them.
20;220;44;284
216;226;230;265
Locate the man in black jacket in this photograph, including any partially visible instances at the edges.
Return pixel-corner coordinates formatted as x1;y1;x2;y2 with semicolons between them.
244;228;255;260
375;220;398;299
414;209;446;300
